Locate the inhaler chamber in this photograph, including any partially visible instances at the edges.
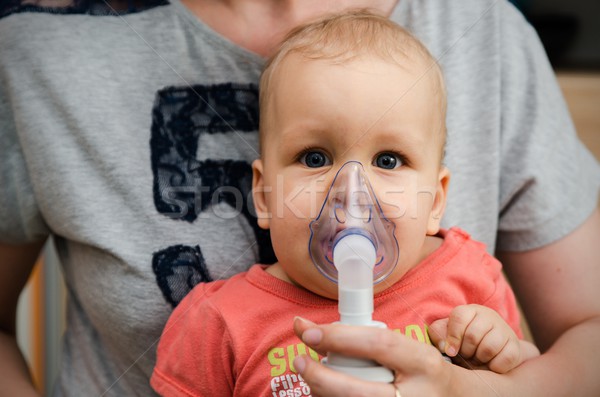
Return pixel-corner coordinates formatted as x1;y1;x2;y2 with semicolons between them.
309;161;399;284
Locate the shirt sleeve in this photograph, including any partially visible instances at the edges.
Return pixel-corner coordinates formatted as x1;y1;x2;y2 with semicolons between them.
495;2;600;251
480;254;524;339
151;284;235;397
0;72;49;243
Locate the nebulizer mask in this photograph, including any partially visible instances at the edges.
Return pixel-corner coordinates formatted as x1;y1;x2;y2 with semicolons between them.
309;161;399;382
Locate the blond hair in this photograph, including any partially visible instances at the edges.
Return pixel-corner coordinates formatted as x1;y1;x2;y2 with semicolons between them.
259;9;447;156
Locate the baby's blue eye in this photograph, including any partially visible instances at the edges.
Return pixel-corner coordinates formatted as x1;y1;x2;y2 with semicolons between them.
374;153;401;169
300;151;330;168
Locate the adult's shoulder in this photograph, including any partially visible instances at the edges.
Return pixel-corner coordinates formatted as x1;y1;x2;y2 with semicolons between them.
391;0;532;58
393;0;526;25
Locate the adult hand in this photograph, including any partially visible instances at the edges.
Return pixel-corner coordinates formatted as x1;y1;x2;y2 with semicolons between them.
292;317;482;397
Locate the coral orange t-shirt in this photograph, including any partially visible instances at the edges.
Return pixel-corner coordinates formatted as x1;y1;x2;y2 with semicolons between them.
151;228;522;397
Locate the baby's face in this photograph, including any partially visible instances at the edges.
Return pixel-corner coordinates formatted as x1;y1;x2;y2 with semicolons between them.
253;54;449;298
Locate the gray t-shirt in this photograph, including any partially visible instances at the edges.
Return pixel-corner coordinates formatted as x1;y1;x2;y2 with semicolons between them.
0;0;598;395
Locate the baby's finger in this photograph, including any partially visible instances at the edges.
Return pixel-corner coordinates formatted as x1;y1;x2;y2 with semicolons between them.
473;327;509;365
428;318;449;351
485;336;522;374
445;305;478;356
459;312;494;360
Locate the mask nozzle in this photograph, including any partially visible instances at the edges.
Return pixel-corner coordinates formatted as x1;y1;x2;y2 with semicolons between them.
333;229;376;325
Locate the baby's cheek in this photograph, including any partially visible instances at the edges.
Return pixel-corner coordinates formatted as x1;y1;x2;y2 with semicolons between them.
377;191;408;221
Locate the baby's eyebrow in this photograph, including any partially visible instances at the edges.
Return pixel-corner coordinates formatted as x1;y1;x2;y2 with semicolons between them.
278;124;330;139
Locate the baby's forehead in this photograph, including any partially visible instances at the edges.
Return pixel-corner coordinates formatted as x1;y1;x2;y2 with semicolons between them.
271;51;446;112
270;36;445;100
267;52;447;155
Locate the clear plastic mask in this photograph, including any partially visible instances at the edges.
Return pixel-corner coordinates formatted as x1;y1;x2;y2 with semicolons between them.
309;161;399;284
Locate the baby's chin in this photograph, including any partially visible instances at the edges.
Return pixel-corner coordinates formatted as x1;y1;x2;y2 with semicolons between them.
297;279;338;301
266;261;339;298
372;265;412;294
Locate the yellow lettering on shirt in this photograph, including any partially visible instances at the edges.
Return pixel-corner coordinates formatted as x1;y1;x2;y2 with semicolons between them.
268;343;319;376
268;347;286;377
392;323;432;345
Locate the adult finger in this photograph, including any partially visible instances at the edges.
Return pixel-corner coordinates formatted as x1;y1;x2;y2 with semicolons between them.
296;320;445;375
293;317;329;356
293;355;396;397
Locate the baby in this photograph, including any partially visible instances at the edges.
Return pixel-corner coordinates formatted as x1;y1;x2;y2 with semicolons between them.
151;10;539;397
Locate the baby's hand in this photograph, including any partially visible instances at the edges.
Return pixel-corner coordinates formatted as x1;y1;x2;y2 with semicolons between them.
428;304;540;374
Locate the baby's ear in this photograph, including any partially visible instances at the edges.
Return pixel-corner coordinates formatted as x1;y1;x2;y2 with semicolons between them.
427;166;450;235
252;159;270;230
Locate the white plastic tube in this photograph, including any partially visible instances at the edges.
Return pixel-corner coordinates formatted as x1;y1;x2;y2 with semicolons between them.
325;232;394;383
333;233;376;325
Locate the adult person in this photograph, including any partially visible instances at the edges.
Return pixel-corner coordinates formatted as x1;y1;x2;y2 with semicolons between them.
0;1;598;397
